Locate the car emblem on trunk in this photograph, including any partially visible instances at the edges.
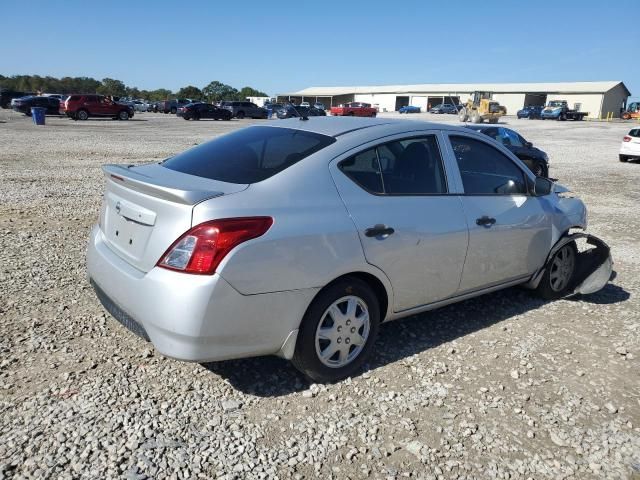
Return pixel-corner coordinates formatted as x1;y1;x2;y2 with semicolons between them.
115;201;121;214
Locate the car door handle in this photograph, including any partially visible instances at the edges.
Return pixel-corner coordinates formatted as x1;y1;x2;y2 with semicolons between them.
365;224;395;237
476;216;496;227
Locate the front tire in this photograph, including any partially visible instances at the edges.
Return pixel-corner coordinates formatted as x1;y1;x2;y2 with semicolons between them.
536;242;577;300
619;155;628;162
292;277;380;383
458;107;468;122
118;110;129;121
236;111;245;119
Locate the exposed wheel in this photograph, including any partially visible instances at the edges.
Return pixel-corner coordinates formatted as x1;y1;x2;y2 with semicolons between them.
236;111;245;119
458;107;468;122
536;242;577;300
292;277;380;383
471;112;482;123
118;110;129;121
76;109;89;121
371;112;377;117
621;112;631;120
170;107;177;114
619;155;628;162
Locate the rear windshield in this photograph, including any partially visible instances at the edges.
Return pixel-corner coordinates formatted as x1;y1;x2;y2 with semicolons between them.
629;129;640;138
162;126;336;184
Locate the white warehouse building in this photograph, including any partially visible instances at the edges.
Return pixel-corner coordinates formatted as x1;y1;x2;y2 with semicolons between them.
277;81;631;118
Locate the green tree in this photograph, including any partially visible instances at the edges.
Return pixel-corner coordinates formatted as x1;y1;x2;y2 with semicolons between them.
176;85;202;100
97;78;127;97
237;86;268;100
126;86;142;98
147;89;172;101
202;81;238;102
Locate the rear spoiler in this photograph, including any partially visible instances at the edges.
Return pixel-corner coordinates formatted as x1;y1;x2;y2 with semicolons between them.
102;164;224;205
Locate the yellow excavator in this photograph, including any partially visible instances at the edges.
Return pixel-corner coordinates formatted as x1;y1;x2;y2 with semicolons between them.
458;91;506;124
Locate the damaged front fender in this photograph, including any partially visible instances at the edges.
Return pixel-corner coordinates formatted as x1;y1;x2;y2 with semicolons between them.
525;233;613;296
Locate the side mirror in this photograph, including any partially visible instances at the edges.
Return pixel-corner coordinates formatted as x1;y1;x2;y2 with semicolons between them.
534;177;552;196
525;141;533;148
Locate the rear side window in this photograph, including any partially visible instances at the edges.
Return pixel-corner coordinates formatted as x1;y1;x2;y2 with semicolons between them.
629;129;640;138
162;126;336;184
450;135;527;195
69;95;81;101
339;135;447;195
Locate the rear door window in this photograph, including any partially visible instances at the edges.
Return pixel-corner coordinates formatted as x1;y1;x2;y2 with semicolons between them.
339;135;447;195
339;148;383;193
163;126;336;184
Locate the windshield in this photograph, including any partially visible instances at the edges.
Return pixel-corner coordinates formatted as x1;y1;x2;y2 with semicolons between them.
548;101;564;108
162;126;336;184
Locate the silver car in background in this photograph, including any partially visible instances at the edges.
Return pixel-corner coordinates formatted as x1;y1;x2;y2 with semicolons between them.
87;118;612;383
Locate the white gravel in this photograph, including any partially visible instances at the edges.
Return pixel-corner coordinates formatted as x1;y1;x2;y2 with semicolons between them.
1;109;639;479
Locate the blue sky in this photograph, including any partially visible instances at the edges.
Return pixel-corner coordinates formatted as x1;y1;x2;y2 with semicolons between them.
3;0;637;98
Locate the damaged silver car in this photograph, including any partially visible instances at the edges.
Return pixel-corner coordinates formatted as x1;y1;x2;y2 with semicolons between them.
87;118;613;383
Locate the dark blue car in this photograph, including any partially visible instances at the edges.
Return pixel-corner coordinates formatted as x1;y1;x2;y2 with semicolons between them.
517;105;543;119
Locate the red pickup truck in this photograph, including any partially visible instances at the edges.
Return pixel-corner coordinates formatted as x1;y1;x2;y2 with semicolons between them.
330;102;377;117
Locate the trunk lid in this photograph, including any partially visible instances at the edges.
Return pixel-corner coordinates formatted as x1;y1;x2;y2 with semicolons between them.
100;163;248;272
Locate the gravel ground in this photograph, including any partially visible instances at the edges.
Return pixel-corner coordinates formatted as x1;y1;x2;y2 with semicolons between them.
0;109;639;480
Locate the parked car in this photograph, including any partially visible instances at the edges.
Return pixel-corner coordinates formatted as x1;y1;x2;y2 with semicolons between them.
177;103;232;121
429;103;459;114
219;101;268;119
87;117;611;383
300;101;310;107
0;90;34;109
517;105;544;119
330;102;377;117
465;125;549;177
62;94;134;120
276;105;327;119
619;127;640;162
11;96;60;116
313;102;326;111
398;105;421;114
156;99;193;114
132;100;148;112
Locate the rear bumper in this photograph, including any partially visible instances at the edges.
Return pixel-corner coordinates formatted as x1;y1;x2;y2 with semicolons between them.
86;225;318;362
620;143;640;156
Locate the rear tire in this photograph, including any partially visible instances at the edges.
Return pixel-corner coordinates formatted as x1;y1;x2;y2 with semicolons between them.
292;277;380;383
619;155;629;162
536;242;578;300
76;109;89;121
170;107;177;114
236;111;245;119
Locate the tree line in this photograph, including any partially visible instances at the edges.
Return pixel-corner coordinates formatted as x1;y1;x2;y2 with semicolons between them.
0;75;268;102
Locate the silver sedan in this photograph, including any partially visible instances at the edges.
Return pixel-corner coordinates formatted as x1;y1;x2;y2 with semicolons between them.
87;117;612;383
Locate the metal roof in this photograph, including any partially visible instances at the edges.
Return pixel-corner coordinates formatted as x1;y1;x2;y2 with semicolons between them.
280;81;629;97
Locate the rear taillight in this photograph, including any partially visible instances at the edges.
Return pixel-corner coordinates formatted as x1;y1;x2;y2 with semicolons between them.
157;217;273;275
623;136;631;142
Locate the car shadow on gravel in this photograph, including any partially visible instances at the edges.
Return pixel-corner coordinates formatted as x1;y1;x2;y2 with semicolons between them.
201;282;629;396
